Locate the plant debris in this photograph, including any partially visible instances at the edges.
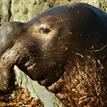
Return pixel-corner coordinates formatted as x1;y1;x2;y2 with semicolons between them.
0;87;44;107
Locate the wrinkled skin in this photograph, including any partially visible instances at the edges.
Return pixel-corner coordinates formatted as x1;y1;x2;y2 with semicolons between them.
1;3;107;107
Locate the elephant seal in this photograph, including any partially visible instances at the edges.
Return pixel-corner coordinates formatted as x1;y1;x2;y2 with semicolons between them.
1;3;107;107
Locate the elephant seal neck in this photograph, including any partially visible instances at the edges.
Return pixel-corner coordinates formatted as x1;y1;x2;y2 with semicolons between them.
47;54;107;107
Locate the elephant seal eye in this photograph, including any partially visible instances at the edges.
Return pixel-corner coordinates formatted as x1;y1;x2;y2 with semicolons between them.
39;27;51;34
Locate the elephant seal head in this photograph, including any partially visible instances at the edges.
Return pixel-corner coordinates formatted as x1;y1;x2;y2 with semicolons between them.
1;3;107;106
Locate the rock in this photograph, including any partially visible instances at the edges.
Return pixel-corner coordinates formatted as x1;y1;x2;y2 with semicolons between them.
14;66;63;107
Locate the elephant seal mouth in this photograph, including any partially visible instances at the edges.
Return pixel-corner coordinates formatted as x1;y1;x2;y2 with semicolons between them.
39;77;64;93
36;63;65;93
